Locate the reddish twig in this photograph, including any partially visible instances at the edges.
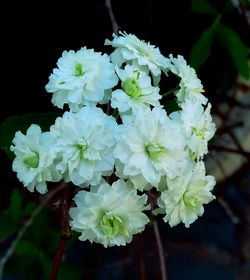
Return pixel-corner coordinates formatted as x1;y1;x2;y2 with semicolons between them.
147;190;167;280
49;187;72;280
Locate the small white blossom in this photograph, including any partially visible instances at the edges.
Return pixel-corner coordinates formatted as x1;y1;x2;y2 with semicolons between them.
157;161;215;227
111;65;161;115
169;54;207;105
10;125;61;194
50;107;117;186
69;179;150;247
114;107;188;190
171;100;216;160
105;31;170;82
45;47;118;112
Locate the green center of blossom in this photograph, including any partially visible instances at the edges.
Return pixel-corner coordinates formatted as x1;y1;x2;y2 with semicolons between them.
76;139;88;155
146;143;166;161
75;63;84;77
183;191;200;208
100;214;128;238
122;78;142;98
192;127;205;140
23;151;39;168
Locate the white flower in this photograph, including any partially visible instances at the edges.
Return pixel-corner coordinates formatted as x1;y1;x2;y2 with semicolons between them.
45;47;118;112
169;54;207;105
50;107;117;186
111;65;161;115
69;179;150;247
114;107;188;190
171;100;216;160
157;161;215;227
105;32;170;82
10;125;61;194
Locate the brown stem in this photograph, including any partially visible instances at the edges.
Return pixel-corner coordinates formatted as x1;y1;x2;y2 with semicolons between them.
49;187;72;280
153;221;168;280
49;239;67;280
146;190;167;280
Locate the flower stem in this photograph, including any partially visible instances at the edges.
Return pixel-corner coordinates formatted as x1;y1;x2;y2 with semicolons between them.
49;187;72;280
153;220;168;280
162;87;179;98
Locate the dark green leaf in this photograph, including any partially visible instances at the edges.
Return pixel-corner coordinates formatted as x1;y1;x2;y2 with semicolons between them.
164;99;180;115
189;27;214;69
23;201;37;215
15;240;41;257
10;188;23;223
191;0;218;15
59;263;81;280
30;208;49;244
216;23;249;79
0;112;61;159
0;213;16;242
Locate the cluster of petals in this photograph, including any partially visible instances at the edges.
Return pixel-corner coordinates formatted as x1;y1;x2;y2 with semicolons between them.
11;32;216;247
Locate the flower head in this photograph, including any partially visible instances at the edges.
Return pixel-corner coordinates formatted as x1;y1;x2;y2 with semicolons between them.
10;125;61;193
45;47;118;112
105;32;170;81
50;107;117;186
157;162;215;227
111;65;161;115
169;55;207;105
69;179;150;247
114;107;187;190
171;100;216;160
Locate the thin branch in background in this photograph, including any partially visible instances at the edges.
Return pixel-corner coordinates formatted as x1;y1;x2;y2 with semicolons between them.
153;221;168;280
49;187;72;280
212;145;250;159
105;0;119;34
147;190;167;280
0;182;67;280
217;196;240;224
239;0;250;26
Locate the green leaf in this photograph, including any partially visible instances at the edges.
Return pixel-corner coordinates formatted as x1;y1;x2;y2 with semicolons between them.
23;201;36;215
0;213;16;242
164;99;180;115
30;208;49;245
15;240;41;258
191;0;218;15
0;112;61;159
10;188;23;223
216;23;249;79
59;264;81;280
189;27;214;69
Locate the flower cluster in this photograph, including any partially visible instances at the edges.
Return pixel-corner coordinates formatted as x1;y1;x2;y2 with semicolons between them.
11;31;216;247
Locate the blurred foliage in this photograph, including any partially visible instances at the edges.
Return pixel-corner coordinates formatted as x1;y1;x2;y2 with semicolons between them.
0;187;80;280
189;0;249;79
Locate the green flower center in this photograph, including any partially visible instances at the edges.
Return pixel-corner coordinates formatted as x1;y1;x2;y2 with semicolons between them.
76;139;88;155
23;151;39;168
100;214;128;238
146;143;166;161
183;191;200;208
122;78;142;98
75;63;84;77
192;127;206;140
